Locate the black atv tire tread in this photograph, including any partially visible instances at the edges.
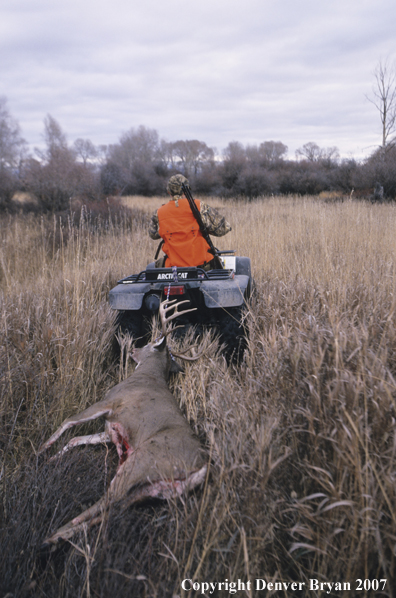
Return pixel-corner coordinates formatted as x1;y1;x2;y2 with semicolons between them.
215;306;247;363
115;310;151;346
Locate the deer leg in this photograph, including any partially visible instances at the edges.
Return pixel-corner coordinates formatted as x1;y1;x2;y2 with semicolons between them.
39;406;113;454
50;431;111;460
42;455;133;545
42;496;109;546
42;460;207;546
124;464;208;504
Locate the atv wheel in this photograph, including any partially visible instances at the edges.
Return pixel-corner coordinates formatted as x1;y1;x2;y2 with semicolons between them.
115;310;150;347
214;306;247;363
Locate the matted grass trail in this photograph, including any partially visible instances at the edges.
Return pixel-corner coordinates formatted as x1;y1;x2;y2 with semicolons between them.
1;196;396;597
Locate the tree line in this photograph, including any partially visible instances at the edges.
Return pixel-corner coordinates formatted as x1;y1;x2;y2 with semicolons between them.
1;96;396;212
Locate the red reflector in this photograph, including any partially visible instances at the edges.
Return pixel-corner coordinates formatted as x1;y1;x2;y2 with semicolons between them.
167;285;185;295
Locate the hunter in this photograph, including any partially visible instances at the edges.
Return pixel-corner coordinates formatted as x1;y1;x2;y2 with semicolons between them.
149;174;232;269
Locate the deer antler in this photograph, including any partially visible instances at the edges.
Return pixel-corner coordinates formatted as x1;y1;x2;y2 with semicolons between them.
170;343;200;362
158;299;216;362
159;299;197;336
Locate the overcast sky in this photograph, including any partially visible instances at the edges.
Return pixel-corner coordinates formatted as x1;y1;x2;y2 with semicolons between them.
2;0;395;160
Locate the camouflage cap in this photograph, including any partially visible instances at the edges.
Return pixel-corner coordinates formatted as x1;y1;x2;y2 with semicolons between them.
166;174;189;197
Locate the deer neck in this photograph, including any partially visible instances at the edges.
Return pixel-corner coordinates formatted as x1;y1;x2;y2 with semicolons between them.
133;357;169;383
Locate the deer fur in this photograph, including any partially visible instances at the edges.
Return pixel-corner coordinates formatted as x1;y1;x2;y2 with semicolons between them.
39;302;207;546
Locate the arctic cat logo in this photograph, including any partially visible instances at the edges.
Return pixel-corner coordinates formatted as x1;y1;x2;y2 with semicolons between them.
157;272;188;280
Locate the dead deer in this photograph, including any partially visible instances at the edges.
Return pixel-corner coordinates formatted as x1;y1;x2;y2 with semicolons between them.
39;299;208;546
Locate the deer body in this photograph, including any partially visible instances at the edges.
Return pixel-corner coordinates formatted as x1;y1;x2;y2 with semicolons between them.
39;302;207;546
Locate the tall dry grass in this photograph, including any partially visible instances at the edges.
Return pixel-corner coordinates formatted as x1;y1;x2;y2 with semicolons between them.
1;195;396;597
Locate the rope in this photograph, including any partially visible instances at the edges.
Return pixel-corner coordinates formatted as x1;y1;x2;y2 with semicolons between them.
164;267;179;361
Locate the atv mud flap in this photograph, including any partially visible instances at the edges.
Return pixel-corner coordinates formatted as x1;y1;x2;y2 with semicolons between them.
201;275;249;308
109;274;250;311
109;283;151;310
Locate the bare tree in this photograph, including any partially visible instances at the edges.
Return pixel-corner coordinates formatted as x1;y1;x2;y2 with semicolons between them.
0;96;27;170
171;139;215;177
296;142;339;163
367;58;396;148
295;142;323;162
245;141;288;164
96;144;109;166
259;140;288;162
157;139;177;169
24;116;77;209
37;114;71;161
73;138;97;167
109;125;160;171
0;97;27;208
223;141;246;163
106;126;164;195
221;141;246;193
24;115;101;209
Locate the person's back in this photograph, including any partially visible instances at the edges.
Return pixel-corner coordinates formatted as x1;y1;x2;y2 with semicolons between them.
149;174;231;268
157;197;213;267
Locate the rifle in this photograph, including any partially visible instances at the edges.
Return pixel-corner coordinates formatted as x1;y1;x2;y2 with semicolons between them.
181;183;223;269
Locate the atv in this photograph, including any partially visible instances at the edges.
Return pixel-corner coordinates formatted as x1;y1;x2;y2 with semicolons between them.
109;252;253;362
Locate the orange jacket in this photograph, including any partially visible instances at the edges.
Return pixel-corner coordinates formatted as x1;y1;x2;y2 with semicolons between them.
158;198;213;267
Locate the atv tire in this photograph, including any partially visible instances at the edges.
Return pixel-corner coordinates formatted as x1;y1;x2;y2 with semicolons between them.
115;310;151;347
214;306;247;363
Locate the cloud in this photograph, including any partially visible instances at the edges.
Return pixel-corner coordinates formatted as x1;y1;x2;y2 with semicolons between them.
1;0;395;158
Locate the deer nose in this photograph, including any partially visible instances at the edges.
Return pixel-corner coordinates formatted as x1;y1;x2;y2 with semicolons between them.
144;293;161;312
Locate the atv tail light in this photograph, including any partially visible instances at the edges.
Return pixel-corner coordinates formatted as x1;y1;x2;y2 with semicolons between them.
167;285;185;296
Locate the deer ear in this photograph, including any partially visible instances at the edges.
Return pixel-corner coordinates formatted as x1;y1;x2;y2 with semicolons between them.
153;336;167;352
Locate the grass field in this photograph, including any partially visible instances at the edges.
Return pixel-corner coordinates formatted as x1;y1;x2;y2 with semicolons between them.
1;195;396;597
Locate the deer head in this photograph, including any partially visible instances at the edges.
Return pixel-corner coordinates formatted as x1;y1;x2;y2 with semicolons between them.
131;299;208;373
